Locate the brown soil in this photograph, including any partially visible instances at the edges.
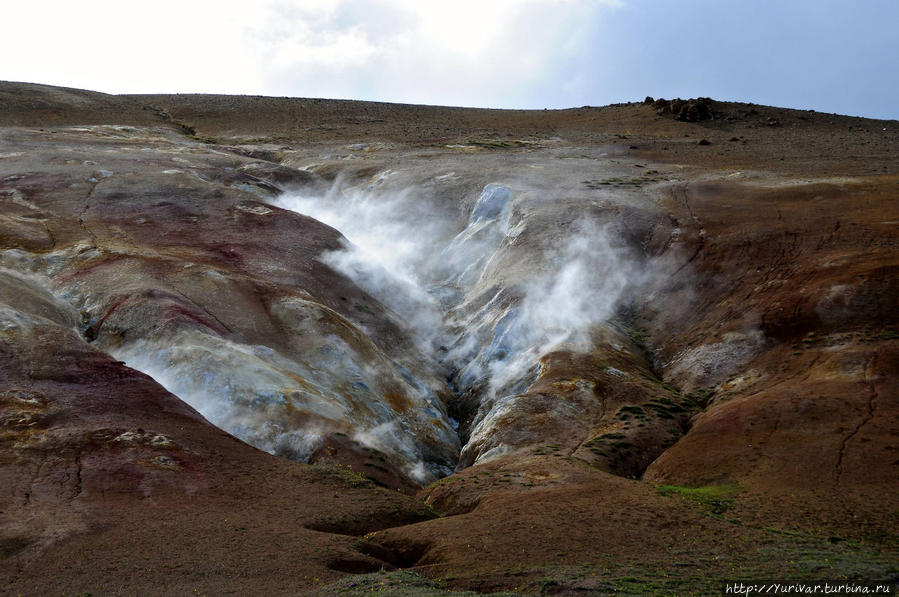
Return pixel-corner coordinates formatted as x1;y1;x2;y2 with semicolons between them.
0;81;896;596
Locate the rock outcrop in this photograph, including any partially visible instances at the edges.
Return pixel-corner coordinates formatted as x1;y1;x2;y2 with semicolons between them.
647;96;715;121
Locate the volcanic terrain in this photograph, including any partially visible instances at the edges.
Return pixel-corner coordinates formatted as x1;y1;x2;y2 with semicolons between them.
0;82;896;595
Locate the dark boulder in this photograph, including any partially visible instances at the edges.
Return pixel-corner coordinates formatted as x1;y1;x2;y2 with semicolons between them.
677;99;712;122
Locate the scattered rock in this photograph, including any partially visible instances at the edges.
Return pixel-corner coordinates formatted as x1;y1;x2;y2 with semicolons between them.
698;139;711;146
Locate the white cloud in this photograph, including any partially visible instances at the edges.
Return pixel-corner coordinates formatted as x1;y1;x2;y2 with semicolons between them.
0;0;618;106
1;0;263;94
265;26;379;70
250;0;618;105
2;0;895;117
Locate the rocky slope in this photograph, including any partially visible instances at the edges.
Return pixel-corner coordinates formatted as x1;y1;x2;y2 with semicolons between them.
0;81;896;595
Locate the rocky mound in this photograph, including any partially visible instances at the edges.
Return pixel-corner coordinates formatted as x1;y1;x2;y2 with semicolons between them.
644;96;715;122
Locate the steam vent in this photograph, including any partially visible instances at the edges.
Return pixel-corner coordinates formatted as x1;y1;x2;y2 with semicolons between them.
1;83;897;595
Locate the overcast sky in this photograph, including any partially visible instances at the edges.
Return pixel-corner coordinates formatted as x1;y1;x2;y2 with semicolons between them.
3;0;897;119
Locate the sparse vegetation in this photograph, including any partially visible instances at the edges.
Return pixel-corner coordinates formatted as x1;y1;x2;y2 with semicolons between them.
314;463;375;489
306;570;518;596
655;482;740;516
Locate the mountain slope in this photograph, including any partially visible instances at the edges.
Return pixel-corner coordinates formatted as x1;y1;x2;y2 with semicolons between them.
0;81;896;595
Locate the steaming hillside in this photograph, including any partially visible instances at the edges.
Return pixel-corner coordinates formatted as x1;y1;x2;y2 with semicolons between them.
0;122;678;488
0;82;896;595
272;163;672;474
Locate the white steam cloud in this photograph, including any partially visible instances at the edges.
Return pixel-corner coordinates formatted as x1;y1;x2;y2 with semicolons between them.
0;157;657;481
275;173;649;462
484;222;636;394
274;172;451;353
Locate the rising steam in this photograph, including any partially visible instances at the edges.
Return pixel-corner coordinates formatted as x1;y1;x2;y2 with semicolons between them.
274;173;451;353
275;172;649;462
1;167;653;482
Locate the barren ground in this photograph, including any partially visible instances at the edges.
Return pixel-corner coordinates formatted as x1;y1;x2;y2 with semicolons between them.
0;82;896;596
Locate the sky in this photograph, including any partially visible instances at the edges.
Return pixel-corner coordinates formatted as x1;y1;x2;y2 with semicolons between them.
3;0;897;119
